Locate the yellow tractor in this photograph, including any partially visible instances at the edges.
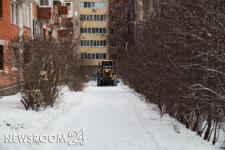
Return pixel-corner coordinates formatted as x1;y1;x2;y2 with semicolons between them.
97;60;117;86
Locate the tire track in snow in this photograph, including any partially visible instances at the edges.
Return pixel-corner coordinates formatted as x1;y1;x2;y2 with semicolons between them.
124;89;168;150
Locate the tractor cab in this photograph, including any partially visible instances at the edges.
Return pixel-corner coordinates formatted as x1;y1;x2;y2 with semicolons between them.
97;60;117;86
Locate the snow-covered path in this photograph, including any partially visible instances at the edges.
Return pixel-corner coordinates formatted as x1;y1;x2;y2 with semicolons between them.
0;82;219;150
42;82;159;150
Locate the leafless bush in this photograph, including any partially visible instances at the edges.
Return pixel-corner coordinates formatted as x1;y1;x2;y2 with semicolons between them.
119;0;225;144
10;37;86;110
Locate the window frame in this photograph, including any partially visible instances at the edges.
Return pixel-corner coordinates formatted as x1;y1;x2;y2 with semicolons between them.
103;40;106;46
96;53;100;59
90;40;93;46
103;53;106;59
80;40;107;47
40;0;50;7
93;40;97;46
100;41;103;46
0;45;4;70
96;40;100;46
96;15;100;20
23;4;31;28
88;28;91;33
92;53;95;59
0;0;3;18
80;28;84;33
10;1;18;25
103;28;106;34
88;53;92;59
64;2;73;17
84;28;87;33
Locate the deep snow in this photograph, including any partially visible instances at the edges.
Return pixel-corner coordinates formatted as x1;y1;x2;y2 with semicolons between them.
0;81;222;150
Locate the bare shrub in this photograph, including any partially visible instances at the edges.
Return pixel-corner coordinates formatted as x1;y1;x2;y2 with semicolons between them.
10;37;85;110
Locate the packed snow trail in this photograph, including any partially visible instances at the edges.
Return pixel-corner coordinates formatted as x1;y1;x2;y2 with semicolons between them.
40;81;159;150
0;81;218;150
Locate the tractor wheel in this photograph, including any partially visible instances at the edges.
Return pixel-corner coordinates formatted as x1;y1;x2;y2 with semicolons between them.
113;79;117;86
97;78;101;86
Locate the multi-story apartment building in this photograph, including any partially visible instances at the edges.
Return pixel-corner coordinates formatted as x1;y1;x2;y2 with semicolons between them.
0;0;115;94
79;0;109;78
60;0;80;40
0;0;70;95
32;0;71;39
0;0;38;95
63;0;79;19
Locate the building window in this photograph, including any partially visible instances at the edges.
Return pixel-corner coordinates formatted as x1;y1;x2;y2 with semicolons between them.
81;53;106;60
88;28;91;33
80;15;84;21
80;2;106;8
81;53;87;59
40;0;49;6
65;2;73;17
23;4;31;27
33;20;40;37
10;1;18;25
92;53;95;59
92;28;96;33
93;2;106;8
103;28;106;33
80;40;106;47
103;53;106;59
80;14;106;21
80;27;106;34
0;0;2;17
0;45;3;70
84;2;91;8
101;15;105;20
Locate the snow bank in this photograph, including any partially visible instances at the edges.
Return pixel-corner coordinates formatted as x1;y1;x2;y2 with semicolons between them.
0;86;84;150
0;82;222;150
122;87;219;150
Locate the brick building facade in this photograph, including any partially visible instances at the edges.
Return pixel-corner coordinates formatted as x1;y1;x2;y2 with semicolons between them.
0;0;27;95
0;0;69;95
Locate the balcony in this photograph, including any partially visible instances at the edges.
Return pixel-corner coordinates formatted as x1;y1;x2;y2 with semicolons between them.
59;6;68;16
37;7;52;20
53;1;61;15
53;1;68;16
